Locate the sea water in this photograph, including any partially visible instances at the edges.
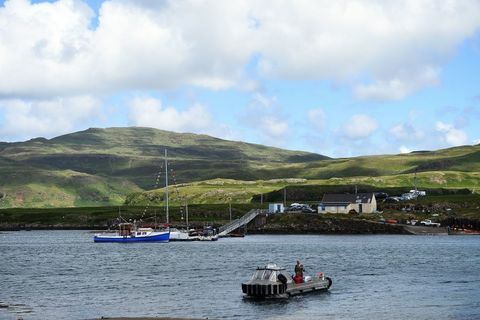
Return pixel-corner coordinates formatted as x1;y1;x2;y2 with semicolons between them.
1;231;479;319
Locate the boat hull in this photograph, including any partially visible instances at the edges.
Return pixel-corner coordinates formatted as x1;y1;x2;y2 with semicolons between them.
169;229;199;241
242;277;331;298
94;231;170;243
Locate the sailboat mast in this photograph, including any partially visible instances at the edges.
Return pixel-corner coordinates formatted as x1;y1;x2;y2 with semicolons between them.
165;149;169;224
185;202;189;230
154;208;157;231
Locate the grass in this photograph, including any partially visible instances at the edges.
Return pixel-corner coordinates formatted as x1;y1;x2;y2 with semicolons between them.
0;203;265;227
125;172;480;206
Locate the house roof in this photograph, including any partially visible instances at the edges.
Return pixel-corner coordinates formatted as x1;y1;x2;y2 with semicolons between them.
321;193;375;205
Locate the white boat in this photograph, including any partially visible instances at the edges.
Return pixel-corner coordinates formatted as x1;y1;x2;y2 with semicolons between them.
197;226;218;241
198;234;218;241
241;263;332;298
169;228;199;241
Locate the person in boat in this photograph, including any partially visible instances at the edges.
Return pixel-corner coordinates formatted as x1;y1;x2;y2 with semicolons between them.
295;260;304;276
294;260;305;283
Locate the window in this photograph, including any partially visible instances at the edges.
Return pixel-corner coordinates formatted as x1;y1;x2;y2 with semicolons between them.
252;270;264;280
269;271;277;281
263;270;272;280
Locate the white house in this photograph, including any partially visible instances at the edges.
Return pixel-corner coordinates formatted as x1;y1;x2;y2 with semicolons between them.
318;193;377;214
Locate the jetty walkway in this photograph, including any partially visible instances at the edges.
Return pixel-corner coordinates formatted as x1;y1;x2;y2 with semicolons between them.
218;209;266;237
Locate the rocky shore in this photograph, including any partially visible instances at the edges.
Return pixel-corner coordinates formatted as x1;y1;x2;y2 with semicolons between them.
250;213;411;234
0;213;448;235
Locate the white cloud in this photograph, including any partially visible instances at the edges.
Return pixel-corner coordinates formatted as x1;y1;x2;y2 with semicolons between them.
474;138;480;145
390;122;424;141
259;117;289;140
251;92;276;110
436;121;468;146
399;145;412;154
341;114;378;140
0;95;101;140
1;0;480;99
241;92;289;146
128;96;212;133
354;67;439;101
308;108;326;131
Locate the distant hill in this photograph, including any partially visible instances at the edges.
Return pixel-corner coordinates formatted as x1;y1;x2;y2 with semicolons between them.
0;127;327;207
0;127;479;208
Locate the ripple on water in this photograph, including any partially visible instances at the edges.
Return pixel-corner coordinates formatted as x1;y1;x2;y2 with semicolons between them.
0;232;479;319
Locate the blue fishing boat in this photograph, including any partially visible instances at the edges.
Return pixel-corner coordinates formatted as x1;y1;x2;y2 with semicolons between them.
94;223;169;243
94;149;172;243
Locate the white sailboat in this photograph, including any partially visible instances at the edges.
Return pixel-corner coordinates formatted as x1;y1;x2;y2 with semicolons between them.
164;149;198;241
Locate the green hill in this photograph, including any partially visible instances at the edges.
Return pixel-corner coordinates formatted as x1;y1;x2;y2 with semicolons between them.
0;127;327;207
0;127;479;208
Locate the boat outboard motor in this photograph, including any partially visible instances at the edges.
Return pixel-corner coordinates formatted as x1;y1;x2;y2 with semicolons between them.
277;273;287;285
326;277;333;289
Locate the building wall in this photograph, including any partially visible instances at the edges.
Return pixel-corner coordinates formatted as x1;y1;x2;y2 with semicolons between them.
349;196;377;213
318;204;351;214
318;195;377;214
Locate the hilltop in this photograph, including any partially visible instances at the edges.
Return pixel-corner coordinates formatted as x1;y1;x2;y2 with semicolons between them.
0;127;479;208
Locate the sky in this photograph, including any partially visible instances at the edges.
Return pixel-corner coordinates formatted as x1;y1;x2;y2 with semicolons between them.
0;0;479;158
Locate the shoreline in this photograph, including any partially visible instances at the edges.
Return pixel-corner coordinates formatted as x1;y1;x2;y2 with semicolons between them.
0;213;452;235
0;224;448;235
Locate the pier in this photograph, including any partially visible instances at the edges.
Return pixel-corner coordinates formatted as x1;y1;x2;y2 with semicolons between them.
403;225;448;235
218;209;265;237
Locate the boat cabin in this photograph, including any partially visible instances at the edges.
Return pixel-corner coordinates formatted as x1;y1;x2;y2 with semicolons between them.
136;227;153;236
251;264;291;283
118;223;133;236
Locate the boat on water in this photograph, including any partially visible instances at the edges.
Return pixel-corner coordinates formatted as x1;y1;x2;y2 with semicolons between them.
197;225;218;241
241;263;332;298
169;228;199;241
94;222;169;243
198;234;218;241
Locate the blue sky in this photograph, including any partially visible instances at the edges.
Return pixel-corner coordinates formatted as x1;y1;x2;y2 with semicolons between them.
0;0;479;157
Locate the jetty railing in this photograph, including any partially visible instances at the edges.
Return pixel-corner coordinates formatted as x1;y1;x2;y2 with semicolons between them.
218;209;265;237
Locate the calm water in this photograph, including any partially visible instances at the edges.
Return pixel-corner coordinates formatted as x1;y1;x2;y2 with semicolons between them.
1;231;479;320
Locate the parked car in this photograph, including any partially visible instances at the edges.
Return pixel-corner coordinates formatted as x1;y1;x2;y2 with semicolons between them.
420;219;441;227
301;207;316;213
285;203;316;213
374;192;389;200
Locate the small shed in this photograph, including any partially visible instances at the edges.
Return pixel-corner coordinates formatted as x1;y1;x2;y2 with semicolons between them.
318;193;377;214
268;203;285;214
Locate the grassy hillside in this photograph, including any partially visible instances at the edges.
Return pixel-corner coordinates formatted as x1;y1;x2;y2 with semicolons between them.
0;127;479;208
0;127;327;207
126;172;480;206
